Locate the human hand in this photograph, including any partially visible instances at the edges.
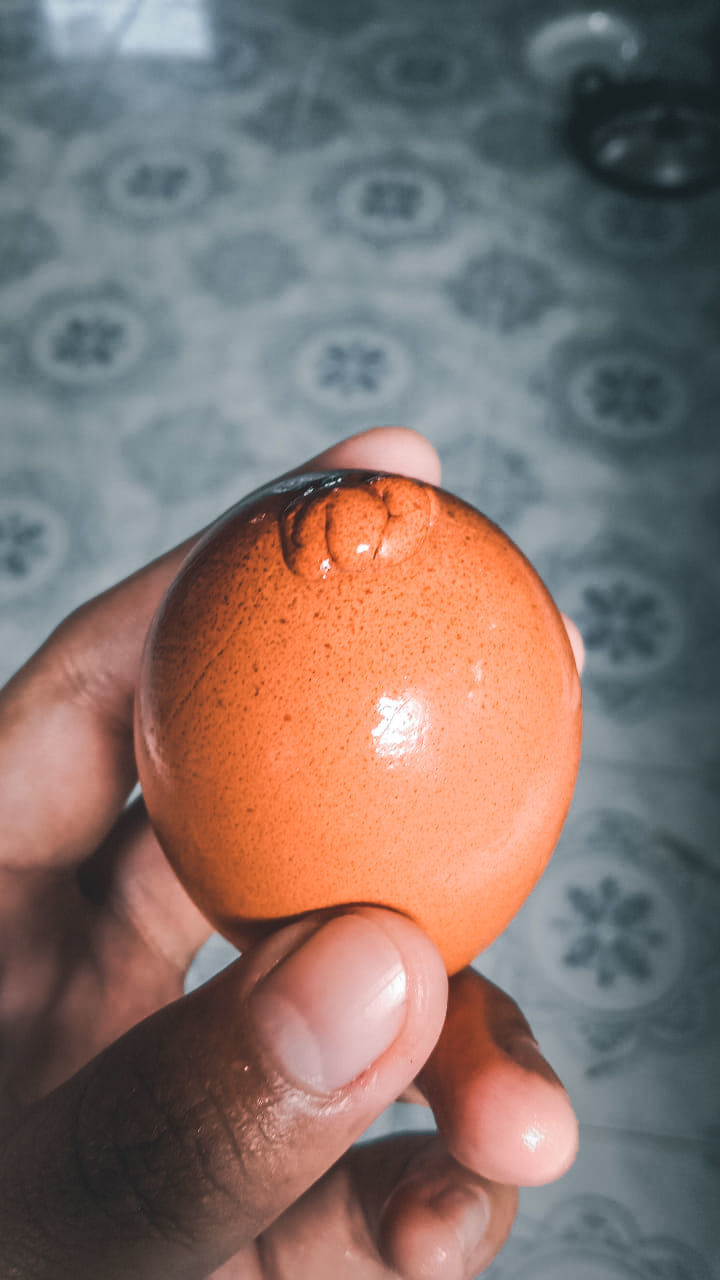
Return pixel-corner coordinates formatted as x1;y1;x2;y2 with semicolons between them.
0;428;581;1280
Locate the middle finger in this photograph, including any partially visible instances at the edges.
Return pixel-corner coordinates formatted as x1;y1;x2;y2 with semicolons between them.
415;968;579;1187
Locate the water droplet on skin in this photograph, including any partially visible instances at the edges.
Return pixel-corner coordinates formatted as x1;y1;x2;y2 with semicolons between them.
522;1124;545;1152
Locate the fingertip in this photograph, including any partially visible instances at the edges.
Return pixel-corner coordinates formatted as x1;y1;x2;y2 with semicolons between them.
506;1060;579;1185
378;1142;517;1280
307;426;442;488
450;1054;579;1187
379;1194;467;1280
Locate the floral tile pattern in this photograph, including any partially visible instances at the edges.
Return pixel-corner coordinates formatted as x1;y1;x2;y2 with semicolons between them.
448;249;562;333
539;327;718;457
80;142;234;224
316;153;456;245
481;766;720;1148
497;803;720;1068
2;0;718;1275
5;285;177;401
486;1191;715;1280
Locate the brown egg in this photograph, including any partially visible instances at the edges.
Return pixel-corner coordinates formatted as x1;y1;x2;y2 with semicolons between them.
134;470;582;974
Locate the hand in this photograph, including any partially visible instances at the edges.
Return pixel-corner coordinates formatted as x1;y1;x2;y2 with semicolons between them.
0;428;581;1280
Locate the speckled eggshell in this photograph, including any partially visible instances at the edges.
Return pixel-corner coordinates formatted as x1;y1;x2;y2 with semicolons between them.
134;470;582;975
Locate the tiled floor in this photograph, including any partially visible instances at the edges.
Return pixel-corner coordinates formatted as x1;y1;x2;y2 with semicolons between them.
2;1;719;1276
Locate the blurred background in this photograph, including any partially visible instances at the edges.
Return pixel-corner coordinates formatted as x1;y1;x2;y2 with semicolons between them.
1;0;719;1275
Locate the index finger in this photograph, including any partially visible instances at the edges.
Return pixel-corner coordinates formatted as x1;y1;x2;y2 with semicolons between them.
0;428;441;873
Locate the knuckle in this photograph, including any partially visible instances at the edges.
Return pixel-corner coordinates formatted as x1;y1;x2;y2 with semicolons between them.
71;1043;272;1248
72;1053;201;1246
49;610;132;733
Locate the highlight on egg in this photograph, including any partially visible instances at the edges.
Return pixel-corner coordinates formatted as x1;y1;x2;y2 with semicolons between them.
134;469;582;975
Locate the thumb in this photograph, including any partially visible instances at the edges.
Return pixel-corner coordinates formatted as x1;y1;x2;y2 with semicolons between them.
0;907;448;1280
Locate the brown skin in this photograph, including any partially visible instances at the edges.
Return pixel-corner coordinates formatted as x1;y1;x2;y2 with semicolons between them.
0;429;579;1280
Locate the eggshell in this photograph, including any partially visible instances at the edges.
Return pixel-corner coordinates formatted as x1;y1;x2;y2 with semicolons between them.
134;470;582;974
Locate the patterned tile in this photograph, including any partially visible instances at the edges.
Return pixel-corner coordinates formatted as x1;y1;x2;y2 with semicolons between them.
542;330;697;452
289;0;379;37
448;248;563;333
79;140;234;225
314;152;456;246
2;0;718;1267
471;104;566;175
192;229;304;306
242;88;348;152
3;283;177;400
0;420;151;683
488;1160;719;1280
261;307;430;429
437;433;544;532
122;404;260;503
481;766;720;1134
14;71;129;137
533;522;720;769
0;3;55;78
350;24;503;109
0;211;59;286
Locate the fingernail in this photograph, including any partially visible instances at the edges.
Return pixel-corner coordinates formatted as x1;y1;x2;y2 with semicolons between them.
432;1184;491;1259
250;913;408;1094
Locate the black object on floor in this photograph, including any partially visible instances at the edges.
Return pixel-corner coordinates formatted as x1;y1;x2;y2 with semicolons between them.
568;68;720;197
